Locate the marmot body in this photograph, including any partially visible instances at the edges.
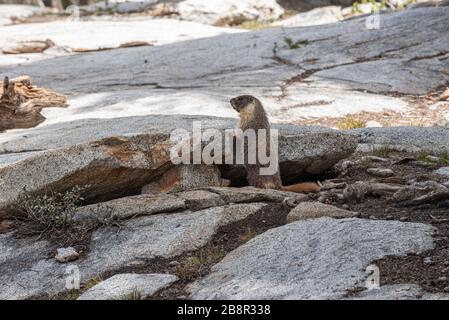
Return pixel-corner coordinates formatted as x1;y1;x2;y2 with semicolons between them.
230;94;320;193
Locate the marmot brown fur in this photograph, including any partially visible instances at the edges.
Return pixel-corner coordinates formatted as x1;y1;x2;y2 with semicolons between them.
230;94;320;194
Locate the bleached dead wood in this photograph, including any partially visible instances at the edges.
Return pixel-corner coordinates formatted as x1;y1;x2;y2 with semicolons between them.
343;181;402;203
2;39;55;54
0;76;67;131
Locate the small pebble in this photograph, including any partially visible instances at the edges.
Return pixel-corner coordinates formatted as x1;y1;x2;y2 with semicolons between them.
169;261;180;267
369;215;377;220
414;161;434;168
341;204;349;210
385;215;394;220
426;155;440;162
385;207;395;214
399;217;408;222
362;155;388;162
55;247;79;263
367;168;394;178
437;276;447;282
444;286;449;293
318;196;326;203
365;120;383;128
424;257;433;265
340;161;355;171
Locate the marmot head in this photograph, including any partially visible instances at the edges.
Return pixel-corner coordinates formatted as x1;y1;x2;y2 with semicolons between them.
230;95;261;113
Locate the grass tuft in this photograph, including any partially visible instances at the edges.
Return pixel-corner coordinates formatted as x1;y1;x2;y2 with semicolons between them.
176;245;226;281
284;37;310;49
121;289;142;300
14;185;95;246
371;144;395;158
336;116;366;130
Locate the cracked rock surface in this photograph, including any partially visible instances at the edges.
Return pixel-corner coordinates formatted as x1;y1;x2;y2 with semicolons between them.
0;200;266;300
0;7;447;128
188;218;435;300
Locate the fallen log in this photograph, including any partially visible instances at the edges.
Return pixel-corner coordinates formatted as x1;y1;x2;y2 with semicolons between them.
0;76;68;132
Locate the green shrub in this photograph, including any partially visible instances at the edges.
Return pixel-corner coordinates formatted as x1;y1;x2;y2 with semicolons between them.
284;37;310;49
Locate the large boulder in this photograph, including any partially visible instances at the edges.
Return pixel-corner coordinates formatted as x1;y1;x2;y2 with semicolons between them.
0;202;266;299
175;0;284;25
141;164;224;193
272;6;343;27
1;8;447;126
0;18;242;66
0;4;49;26
188;218;435;299
0;116;357;218
77;273;178;300
351;127;449;154
346;284;449;300
286;201;358;223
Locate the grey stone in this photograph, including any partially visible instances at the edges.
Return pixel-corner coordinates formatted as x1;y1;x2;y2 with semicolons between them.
0;232;63;300
188;218;435;299
350;127;449;154
175;0;284;25
0;121;355;219
73;193;186;223
176;190;225;211
0;202;265;300
435;167;449;177
272;6;343;28
0;134;174;219
77;273;178;300
367;168;394;178
205;186;308;204
361;156;388;162
141;165;222;193
392;181;449;204
0;8;447;147
286;202;358;223
426;155;441;162
278;132;357;179
82;203;266;280
347;284;423;300
55;247;79;263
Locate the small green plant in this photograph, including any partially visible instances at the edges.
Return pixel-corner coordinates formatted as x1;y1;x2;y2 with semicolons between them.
16;185;88;231
371;144;395;158
52;289;80;300
440;151;449;165
15;185;92;245
417;151;449;165
91;204;122;228
83;276;103;290
336;116;366;130
359;158;374;168
284;37;310;49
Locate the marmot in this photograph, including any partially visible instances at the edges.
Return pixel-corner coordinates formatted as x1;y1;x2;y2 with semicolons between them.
230;94;320;194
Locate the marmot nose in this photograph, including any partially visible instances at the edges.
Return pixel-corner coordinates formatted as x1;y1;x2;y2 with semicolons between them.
230;98;237;109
